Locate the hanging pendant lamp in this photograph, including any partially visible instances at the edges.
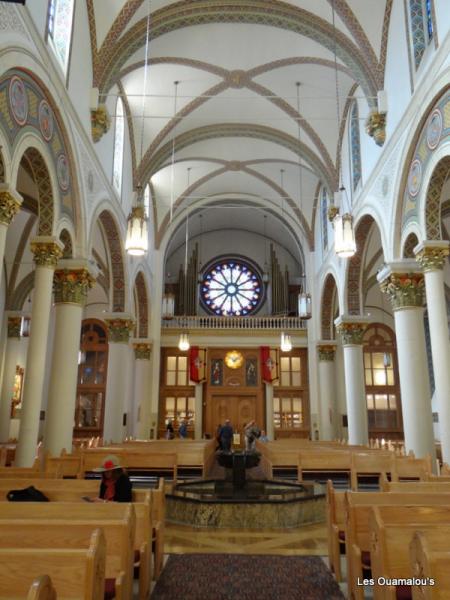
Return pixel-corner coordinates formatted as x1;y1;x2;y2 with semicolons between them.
125;186;149;256
280;331;292;352
178;332;190;352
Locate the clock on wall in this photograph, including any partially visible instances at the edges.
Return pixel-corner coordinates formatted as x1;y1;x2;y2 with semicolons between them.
224;350;244;369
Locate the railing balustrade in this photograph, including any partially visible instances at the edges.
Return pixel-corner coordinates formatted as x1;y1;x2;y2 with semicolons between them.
161;315;306;330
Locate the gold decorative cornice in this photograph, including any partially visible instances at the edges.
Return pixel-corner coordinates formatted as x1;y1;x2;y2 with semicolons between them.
106;318;135;343
7;316;22;338
327;205;339;222
317;344;336;361
91;104;111;143
415;245;449;272
0;190;22;225
336;322;367;345
365;111;386;146
53;269;95;305
380;272;425;310
133;342;151;360
31;239;64;267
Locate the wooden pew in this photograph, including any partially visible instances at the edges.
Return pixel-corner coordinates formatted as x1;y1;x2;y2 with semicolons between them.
326;480;346;582
0;519;131;600
0;528;107;600
44;451;82;478
345;492;450;600
392;455;432;482
27;576;57;600
0;503;141;600
350;452;395;490
369;506;450;600
298;451;351;483
410;531;450;599
78;448;177;480
381;481;450;493
0;477;163;587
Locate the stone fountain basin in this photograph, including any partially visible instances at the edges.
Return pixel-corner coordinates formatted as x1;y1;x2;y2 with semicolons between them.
165;479;326;528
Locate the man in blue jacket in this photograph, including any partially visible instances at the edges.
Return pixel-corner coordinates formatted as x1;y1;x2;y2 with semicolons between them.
219;419;234;452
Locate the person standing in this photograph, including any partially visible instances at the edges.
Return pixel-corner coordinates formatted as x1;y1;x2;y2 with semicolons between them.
219;419;233;452
165;420;175;439
244;420;260;452
178;419;188;439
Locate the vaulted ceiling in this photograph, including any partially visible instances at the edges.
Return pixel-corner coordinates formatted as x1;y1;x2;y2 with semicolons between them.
87;0;392;251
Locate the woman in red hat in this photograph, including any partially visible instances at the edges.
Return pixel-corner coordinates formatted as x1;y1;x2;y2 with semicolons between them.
92;455;132;502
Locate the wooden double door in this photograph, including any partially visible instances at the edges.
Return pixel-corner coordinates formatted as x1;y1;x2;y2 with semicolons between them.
210;394;258;438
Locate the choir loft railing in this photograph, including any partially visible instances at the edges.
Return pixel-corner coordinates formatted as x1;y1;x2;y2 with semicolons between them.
161;315;306;330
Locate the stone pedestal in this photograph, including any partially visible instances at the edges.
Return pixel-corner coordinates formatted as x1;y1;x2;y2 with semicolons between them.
335;317;369;446
15;238;63;467
45;262;95;455
317;343;337;441
378;262;435;460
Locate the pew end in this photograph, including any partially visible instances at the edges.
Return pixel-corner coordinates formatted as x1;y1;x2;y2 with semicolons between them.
26;576;56;600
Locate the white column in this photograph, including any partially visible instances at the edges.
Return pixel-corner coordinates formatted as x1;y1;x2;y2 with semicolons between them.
264;382;274;440
44;262;95;455
149;250;163;439
416;242;450;463
15;238;63;466
103;316;134;443
0;315;23;442
0;186;22;290
378;262;435;460
317;343;337;441
194;383;203;440
133;342;152;439
335;317;369;446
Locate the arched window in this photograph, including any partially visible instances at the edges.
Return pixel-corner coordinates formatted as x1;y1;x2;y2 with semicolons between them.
350;101;361;191
144;184;150;217
321;187;328;251
409;0;434;69
200;258;264;316
113;97;125;195
47;0;75;75
74;320;109;438
363;323;402;439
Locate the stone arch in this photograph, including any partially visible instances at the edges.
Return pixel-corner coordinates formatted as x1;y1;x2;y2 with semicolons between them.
346;215;385;316
18;147;54;236
134;271;149;338
98;210;125;313
9;271;34;311
59;228;73;258
424;156;450;240
397;85;450;248
402;232;419;258
321;273;340;341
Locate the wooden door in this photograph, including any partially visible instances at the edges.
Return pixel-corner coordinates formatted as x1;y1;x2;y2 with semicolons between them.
211;395;257;437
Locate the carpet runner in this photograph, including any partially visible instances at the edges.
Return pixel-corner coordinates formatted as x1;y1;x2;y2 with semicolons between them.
151;554;344;599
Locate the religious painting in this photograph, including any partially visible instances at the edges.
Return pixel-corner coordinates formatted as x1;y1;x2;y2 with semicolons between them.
210;359;223;386
245;358;258;386
11;365;24;417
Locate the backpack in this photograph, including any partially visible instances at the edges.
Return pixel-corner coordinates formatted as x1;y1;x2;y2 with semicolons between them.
7;486;49;502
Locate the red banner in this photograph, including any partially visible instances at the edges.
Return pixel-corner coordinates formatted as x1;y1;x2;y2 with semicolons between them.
260;346;278;383
189;346;206;383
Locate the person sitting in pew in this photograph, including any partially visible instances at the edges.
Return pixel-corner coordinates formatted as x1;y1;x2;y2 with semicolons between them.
88;455;132;502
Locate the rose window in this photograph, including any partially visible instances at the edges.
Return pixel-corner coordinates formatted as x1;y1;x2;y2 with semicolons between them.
201;260;263;316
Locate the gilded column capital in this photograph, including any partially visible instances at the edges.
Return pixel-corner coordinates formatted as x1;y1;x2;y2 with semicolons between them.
0;186;22;225
334;316;370;346
91;104;111;143
106;316;135;343
365;111;387;146
30;237;64;268
379;272;425;310
317;343;336;361
133;342;152;360
7;316;22;338
414;241;450;272
53;269;95;305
